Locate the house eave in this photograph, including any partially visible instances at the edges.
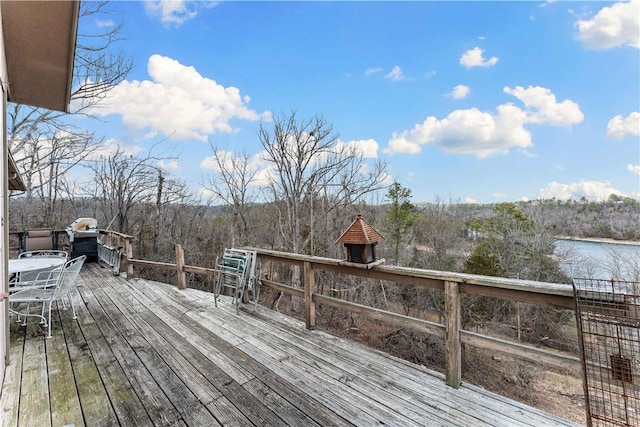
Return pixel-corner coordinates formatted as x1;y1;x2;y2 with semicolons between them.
1;0;79;113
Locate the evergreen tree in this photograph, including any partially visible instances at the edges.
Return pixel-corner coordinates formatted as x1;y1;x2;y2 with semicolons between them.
383;182;414;265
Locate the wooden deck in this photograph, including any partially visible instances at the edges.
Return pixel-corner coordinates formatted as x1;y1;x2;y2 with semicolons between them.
1;263;584;427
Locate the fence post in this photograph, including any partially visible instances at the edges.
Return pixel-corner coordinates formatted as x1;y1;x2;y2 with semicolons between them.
304;261;316;330
176;244;186;289
445;280;462;388
125;238;134;278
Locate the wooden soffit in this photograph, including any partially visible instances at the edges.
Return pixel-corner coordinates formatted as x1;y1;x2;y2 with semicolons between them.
8;151;24;191
2;0;79;112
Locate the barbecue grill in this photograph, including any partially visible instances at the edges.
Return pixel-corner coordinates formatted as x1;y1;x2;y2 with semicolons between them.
66;217;100;261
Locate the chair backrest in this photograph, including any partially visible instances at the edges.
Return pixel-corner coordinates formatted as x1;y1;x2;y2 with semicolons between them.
221;248;257;286
19;250;68;259
24;229;54;251
53;255;86;299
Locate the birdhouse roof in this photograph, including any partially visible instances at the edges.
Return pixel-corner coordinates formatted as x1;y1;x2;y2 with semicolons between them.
336;214;384;245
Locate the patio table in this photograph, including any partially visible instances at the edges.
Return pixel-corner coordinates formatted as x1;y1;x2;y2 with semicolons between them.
9;257;65;275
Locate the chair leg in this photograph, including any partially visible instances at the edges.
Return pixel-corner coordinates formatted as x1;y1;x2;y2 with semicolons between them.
21;303;30;326
46;302;53;339
70;294;77;320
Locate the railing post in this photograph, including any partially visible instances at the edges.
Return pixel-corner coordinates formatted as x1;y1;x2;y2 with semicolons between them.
303;261;316;329
125;238;134;278
176;244;186;289
445;280;461;388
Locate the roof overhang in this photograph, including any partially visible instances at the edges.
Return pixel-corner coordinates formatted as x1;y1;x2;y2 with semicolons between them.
8;151;24;191
1;0;79;113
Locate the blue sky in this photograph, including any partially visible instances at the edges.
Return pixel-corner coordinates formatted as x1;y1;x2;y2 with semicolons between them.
75;1;639;204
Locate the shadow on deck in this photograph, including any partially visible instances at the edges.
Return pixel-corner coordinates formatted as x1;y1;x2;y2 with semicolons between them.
1;263;583;426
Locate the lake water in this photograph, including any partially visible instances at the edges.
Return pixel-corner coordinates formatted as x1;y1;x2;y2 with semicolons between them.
555;239;640;281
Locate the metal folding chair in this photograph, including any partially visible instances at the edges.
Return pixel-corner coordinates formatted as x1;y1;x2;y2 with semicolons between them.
213;249;259;314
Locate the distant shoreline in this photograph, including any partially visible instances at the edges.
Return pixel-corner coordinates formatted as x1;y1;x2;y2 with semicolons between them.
556;236;640;246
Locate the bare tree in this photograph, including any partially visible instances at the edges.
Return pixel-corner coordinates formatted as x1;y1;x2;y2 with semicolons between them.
259;111;387;309
88;147;173;233
7;1;133;225
202;144;260;247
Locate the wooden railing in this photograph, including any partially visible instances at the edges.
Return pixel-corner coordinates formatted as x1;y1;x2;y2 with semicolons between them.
246;248;580;388
120;243;581;389
127;244;217;288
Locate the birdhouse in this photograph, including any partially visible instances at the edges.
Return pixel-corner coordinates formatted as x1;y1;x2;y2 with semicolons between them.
336;214;384;264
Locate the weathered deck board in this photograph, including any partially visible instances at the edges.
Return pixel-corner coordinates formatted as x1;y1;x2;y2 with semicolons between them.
117;277;334;426
1;318;26;427
46;309;84;427
58;290;120;426
19;322;50;427
74;277;177;426
210;296;530;426
1;263;584;427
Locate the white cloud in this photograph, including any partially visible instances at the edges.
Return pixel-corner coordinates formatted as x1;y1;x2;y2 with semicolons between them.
384;86;582;157
491;192;507;199
335;139;379;158
464;196;478;204
380;172;394;186
201;150;271;187
89;138;142;161
607;111;640;139
449;84;470;99
459;47;499;68
385;66;408;81
424;70;437;79
384;133;422;155
158;159;180;170
96;19;115;28
144;1;217;27
88;55;270;141
538;179;625;201
198;187;215;199
385;106;530;157
576;0;640;49
365;67;382;76
628;164;640;175
503;85;583;126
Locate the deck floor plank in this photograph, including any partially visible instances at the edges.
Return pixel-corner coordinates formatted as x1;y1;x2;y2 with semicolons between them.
125;276;357;427
3;263;583;427
209;296;522;426
0;318;27;427
202;296;466;425
178;290;457;425
19;321;51;427
83;272;230;426
58;288;121;427
210;291;574;427
114;278;315;427
75;276;180;426
46;308;85;427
